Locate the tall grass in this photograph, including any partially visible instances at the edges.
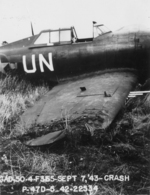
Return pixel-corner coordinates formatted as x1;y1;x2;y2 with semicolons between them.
0;75;49;134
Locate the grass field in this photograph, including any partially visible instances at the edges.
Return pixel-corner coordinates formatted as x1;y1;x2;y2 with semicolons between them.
0;75;150;195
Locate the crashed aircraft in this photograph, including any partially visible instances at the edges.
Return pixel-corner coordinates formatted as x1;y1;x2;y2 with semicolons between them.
0;23;150;145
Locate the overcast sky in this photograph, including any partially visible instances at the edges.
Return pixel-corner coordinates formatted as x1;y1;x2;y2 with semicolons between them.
0;0;150;44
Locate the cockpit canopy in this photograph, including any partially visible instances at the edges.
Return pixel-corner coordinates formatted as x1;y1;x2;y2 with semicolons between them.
33;24;111;47
34;27;77;45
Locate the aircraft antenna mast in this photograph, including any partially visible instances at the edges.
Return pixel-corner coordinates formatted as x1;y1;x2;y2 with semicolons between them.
93;21;97;39
31;22;34;36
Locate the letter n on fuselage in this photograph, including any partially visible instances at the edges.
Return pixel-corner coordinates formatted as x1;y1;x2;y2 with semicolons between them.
39;53;54;72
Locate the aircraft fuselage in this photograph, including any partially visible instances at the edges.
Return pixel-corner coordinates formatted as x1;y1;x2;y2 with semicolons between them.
0;24;150;82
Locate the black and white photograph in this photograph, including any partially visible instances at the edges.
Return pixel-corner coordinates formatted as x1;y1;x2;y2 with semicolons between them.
0;0;150;194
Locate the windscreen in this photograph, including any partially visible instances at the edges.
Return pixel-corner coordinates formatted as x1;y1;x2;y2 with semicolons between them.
94;25;111;37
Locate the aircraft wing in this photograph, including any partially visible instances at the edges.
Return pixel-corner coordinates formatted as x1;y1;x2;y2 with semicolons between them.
22;70;137;146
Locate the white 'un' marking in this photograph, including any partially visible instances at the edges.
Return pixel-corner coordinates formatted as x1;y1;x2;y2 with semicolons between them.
22;53;54;73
